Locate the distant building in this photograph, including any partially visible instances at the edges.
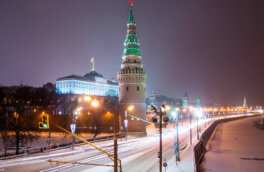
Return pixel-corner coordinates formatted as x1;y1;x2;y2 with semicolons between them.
56;60;118;97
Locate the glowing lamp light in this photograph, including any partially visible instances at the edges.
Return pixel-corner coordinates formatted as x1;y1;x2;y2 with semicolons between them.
84;95;92;102
171;111;177;119
196;109;203;118
165;106;171;111
128;105;134;111
91;100;99;108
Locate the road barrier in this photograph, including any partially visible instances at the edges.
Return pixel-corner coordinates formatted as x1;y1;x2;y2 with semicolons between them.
194;114;259;172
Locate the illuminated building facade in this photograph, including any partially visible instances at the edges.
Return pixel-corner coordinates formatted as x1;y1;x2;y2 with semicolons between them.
118;1;147;136
56;61;118;97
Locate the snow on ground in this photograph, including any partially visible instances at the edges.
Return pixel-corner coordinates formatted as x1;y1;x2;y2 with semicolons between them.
0;132;111;156
200;115;264;172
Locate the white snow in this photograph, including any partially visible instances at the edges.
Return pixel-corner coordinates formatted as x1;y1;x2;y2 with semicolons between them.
200;115;264;172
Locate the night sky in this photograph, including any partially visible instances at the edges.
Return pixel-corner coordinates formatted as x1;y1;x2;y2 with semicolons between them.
0;0;264;106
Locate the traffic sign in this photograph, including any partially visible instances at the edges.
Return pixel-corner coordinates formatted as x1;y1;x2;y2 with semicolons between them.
70;123;76;134
163;162;167;167
174;141;177;146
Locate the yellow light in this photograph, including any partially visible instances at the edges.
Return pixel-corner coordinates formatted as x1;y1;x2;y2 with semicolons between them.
84;95;92;102
91;100;99;108
128;105;134;111
33;109;37;113
76;107;82;112
175;107;180;112
165;106;171;111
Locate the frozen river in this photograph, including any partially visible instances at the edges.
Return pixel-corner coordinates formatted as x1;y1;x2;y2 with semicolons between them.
200;115;264;172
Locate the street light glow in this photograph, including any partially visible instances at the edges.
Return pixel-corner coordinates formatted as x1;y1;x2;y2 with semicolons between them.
171;111;177;119
91;100;99;107
128;105;134;111
84;95;92;102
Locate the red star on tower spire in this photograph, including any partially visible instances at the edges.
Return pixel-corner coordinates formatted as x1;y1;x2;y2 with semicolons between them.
129;0;133;6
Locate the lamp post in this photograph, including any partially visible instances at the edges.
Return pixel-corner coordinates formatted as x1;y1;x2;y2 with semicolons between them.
151;104;167;172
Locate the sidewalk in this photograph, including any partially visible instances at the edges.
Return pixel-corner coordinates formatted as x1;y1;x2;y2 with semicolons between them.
166;118;214;172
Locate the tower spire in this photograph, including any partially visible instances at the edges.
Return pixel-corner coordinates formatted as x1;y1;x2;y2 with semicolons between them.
91;57;95;72
243;96;247;108
123;0;140;56
128;0;135;24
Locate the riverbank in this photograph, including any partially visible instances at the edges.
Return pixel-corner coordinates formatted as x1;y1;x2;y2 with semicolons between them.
199;115;264;172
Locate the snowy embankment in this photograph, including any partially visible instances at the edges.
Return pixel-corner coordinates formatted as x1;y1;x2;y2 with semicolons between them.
0;132;111;156
200;115;264;172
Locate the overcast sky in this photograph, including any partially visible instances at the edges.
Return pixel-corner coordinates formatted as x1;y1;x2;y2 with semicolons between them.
0;0;264;106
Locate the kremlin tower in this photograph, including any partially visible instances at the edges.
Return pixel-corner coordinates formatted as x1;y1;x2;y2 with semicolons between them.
117;0;147;136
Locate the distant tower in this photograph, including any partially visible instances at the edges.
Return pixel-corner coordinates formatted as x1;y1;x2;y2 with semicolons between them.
117;0;147;136
243;96;247;108
183;92;189;108
149;89;157;107
196;97;201;108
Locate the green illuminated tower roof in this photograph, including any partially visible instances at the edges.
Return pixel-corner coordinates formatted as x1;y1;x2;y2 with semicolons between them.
196;97;201;108
123;0;141;56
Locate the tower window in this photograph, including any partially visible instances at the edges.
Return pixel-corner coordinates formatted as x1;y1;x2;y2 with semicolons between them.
137;86;139;91
126;86;129;91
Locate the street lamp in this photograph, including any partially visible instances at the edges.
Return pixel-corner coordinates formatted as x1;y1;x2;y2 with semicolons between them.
151;104;168;172
124;105;134;141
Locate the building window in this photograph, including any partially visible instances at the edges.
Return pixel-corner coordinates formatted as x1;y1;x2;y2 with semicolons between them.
137;86;139;91
126;86;129;91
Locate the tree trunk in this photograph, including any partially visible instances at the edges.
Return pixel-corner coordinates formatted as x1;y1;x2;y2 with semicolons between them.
16;130;19;155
